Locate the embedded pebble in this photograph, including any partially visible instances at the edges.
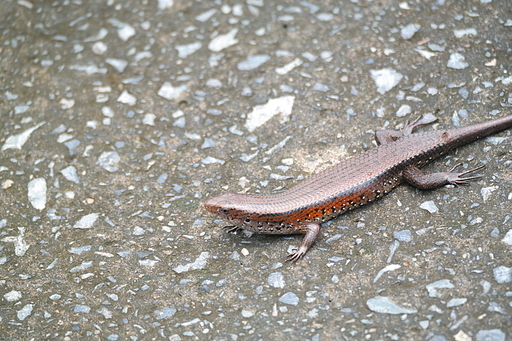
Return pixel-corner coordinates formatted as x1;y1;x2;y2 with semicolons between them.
92;41;107;54
4;290;22;302
279;292;299;306
201;138;215;149
60;166;79;183
27;178;47;210
2;122;45;151
201;156;225;165
366;296;417;314
17;304;34;321
396;104;412;117
1;227;30;256
154;307;176;319
241;310;254;318
370;68;403;94
74;304;91;313
268;272;285;288
117;90;136;106
237;55;270;70
158;82;188;101
481;186;498;202
69;245;92;255
275;58;303;75
97;151;120;172
447;53;469;69
393;230;412;242
176;42;202;58
143;113;156;126
105;58;128;72
157;0;173;10
401;23;421;39
454;28;477;38
492;266;512;283
70;261;93;273
245;96;295;132
173;252;210;273
420;200;439;213
426;279;454;297
373;264;401;283
475;329;506;341
107;19;135;41
501;229;512;245
195;9;216;22
446;298;467;307
208;28;239;52
73;213;100;229
313;83;329;92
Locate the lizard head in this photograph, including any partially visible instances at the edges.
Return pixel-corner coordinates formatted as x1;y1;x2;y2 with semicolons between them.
204;193;243;220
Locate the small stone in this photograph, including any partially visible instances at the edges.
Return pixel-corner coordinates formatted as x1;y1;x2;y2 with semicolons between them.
446;298;467;307
241;310;254;318
106;58;128;72
454;28;477;38
97;151;120;172
393;230;412;242
245;96;295;132
237;55;270;70
208;28;239;52
70;261;93;273
475;329;506;341
366;296;417;314
447;53;469;69
28;178;47;210
143;113;156;126
176;42;202;58
501;229;512;245
401;23;421;39
73;213;100;229
426;279;454;297
158;82;188;101
117;90;136;105
173;252;210;273
420;200;439;213
2;122;45;151
268;272;285;288
158;0;173;10
396;104;412;117
17;304;34;320
60;166;79;183
4;290;22;302
370;68;403;94
493;266;512;283
279;292;299;306
155;307;176;319
74;304;91;313
2;179;14;189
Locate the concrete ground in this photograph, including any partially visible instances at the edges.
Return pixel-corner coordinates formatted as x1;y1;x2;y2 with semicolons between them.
1;0;511;340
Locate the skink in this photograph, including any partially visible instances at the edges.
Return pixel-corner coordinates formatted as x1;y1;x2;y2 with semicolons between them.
205;114;512;262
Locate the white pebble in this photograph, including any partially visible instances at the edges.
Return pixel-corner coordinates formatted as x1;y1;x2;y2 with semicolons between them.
370;68;403;94
28;178;47;210
208;28;239;52
447;53;469;69
401;23;421;39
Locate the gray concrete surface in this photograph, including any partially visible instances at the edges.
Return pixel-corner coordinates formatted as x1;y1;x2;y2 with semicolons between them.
1;0;511;340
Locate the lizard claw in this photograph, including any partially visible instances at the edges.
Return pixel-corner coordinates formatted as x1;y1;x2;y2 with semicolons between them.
446;163;485;185
224;225;241;233
286;247;307;263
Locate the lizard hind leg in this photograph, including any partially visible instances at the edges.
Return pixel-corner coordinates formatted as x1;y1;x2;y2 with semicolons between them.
375;114;439;145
